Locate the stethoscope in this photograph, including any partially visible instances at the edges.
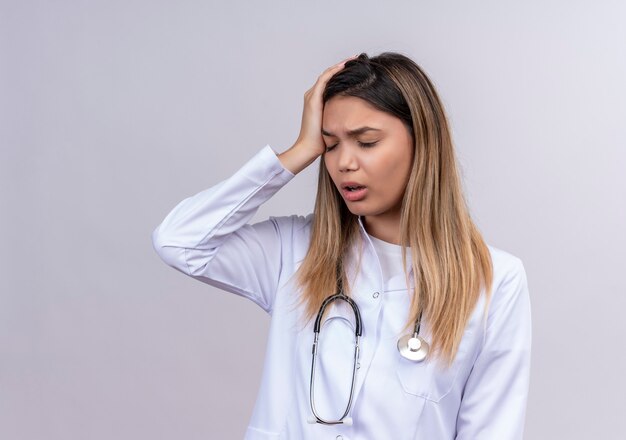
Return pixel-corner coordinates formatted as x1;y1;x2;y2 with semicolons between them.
308;270;429;426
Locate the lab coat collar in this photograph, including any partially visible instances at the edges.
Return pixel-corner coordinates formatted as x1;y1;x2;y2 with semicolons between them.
345;214;417;411
355;214;385;293
355;214;414;279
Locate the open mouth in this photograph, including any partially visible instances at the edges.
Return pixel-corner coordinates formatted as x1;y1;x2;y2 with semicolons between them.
341;185;368;202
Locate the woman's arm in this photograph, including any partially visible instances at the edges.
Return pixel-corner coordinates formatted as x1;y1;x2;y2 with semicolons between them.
151;145;299;313
455;257;532;439
151;55;359;313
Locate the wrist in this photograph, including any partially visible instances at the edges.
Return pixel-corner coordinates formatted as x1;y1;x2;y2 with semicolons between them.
277;143;321;175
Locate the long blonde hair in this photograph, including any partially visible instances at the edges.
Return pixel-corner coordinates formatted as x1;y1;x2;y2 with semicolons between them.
294;52;493;366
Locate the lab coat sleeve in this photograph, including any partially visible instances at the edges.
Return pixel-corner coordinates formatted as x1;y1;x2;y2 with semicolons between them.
455;257;532;440
151;144;299;314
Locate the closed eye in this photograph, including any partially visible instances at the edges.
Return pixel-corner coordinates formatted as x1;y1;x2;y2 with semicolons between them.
325;141;378;152
358;141;378;148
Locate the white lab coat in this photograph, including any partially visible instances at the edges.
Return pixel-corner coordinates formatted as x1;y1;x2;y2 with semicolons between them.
152;144;532;440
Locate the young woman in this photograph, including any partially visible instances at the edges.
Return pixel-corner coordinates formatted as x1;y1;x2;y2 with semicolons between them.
152;52;532;439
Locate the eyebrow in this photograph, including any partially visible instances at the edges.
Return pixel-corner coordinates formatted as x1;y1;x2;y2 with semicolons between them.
321;126;382;137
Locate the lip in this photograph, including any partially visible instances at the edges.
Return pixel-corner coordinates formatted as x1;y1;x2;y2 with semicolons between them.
340;181;368;202
341;181;366;190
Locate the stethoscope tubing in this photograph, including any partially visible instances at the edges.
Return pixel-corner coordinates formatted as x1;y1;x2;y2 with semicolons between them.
313;293;363;336
309;293;362;425
308;280;427;425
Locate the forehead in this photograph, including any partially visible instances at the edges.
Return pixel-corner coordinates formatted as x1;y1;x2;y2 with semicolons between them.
322;95;396;133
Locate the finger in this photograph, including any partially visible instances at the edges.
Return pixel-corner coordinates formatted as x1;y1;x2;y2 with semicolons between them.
313;55;359;89
339;54;360;64
319;59;352;80
324;54;359;74
334;54;359;67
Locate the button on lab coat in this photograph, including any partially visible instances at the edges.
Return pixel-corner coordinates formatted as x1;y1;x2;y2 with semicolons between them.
152;145;532;439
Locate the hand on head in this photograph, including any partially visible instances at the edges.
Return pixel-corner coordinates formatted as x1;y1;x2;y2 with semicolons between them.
278;54;359;174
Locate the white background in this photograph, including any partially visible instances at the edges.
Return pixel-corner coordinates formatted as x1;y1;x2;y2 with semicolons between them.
1;1;625;438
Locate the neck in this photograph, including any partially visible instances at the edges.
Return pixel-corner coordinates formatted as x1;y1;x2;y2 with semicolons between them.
362;212;402;245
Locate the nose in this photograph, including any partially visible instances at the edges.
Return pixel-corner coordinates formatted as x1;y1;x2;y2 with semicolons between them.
337;144;359;173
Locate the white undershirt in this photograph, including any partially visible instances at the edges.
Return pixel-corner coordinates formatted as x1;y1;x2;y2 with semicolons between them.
366;233;412;282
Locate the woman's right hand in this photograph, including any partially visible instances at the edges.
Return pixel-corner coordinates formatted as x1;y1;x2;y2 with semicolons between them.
278;55;358;175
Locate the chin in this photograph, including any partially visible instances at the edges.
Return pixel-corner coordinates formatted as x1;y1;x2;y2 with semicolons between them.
343;201;398;220
343;203;373;217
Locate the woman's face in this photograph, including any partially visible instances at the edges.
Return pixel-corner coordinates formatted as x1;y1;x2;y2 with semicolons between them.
322;95;414;227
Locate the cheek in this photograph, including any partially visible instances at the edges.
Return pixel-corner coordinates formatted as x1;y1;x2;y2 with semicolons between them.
323;155;331;173
323;156;339;184
365;153;412;194
365;155;406;181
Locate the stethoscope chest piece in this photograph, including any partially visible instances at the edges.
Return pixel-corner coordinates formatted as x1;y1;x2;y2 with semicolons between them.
397;333;429;362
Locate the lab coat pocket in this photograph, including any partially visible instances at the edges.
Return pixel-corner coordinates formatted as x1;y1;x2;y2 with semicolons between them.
384;274;475;403
395;329;473;402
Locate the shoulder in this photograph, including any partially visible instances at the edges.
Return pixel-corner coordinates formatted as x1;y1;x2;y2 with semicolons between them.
485;244;530;319
487;244;527;287
268;213;314;235
266;214;314;257
487;244;523;275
